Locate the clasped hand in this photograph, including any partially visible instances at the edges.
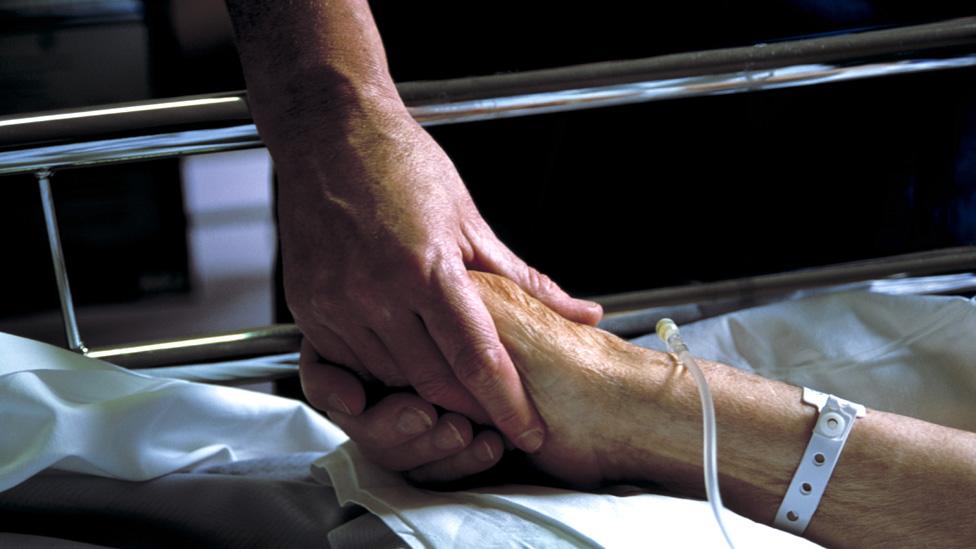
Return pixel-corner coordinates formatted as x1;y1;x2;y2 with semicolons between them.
274;104;601;475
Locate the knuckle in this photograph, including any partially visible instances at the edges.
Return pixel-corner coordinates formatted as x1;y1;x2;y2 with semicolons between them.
403;248;436;279
363;305;395;325
413;372;461;407
526;267;555;295
362;357;405;386
487;405;526;433
452;343;505;393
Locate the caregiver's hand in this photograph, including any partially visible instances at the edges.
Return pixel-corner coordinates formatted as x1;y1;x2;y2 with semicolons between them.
279;103;602;452
228;0;599;453
301;338;505;482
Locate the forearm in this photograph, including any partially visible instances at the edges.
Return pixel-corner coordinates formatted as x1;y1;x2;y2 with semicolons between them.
614;349;976;547
225;0;405;153
225;0;418;249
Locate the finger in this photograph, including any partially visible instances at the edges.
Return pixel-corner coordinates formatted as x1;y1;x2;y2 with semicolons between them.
489;257;602;327
325;392;437;450
465;226;602;326
374;311;490;424
299;337;367;415
424;262;546;453
360;413;475;472
406;430;504;484
342;327;409;387
506;262;603;326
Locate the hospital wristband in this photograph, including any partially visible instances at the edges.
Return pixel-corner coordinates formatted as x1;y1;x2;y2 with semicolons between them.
774;387;866;536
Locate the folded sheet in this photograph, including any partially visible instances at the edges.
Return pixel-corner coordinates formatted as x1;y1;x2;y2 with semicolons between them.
0;332;347;493
314;444;817;548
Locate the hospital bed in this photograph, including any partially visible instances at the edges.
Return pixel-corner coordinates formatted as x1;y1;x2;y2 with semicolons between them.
1;17;975;548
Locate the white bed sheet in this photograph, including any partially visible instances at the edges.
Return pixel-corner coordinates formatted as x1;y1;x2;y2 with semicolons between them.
0;332;347;493
631;291;976;432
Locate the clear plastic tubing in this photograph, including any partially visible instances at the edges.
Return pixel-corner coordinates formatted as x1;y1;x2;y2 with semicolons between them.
656;318;735;549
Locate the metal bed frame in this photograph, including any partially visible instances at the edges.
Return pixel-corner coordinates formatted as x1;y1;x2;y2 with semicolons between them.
2;17;975;371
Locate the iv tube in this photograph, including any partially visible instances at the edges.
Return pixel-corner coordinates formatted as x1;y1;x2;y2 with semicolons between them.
656;318;735;549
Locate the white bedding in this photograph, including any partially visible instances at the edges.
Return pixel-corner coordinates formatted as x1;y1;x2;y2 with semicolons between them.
0;332;347;493
631;291;976;432
1;290;974;547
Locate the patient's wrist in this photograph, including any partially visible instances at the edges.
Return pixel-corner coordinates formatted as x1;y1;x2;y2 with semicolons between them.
593;348;815;518
585;345;706;485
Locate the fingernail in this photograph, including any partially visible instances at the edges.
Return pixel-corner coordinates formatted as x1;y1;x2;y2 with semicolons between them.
326;394;352;415
396;407;433;435
434;422;465;450
475;440;496;462
517;428;544;453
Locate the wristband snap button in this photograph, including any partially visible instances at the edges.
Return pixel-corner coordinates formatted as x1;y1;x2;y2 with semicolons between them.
817;411;846;437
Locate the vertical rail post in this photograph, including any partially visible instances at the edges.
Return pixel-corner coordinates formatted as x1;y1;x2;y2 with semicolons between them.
36;169;87;353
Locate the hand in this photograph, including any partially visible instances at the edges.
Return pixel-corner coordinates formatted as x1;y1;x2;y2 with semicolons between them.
300;338;504;483
469;272;692;487
275;102;602;452
468;271;677;487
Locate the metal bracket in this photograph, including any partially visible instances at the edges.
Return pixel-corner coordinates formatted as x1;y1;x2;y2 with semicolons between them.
36;169;87;353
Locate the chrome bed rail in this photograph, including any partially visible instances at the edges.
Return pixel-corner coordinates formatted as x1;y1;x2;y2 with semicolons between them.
87;247;976;370
1;17;974;175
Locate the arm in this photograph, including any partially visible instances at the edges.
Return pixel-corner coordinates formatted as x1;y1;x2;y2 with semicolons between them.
225;0;402;151
224;0;602;452
466;271;976;548
606;354;976;548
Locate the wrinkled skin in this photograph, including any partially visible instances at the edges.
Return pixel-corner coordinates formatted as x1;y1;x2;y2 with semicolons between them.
466;271;666;486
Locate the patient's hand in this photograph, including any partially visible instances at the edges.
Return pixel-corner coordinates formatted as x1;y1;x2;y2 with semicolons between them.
465;271;675;487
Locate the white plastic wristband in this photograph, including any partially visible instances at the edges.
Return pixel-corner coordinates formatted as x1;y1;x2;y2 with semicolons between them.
774;387;866;536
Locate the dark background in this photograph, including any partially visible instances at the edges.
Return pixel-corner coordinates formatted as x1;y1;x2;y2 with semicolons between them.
1;1;973;321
